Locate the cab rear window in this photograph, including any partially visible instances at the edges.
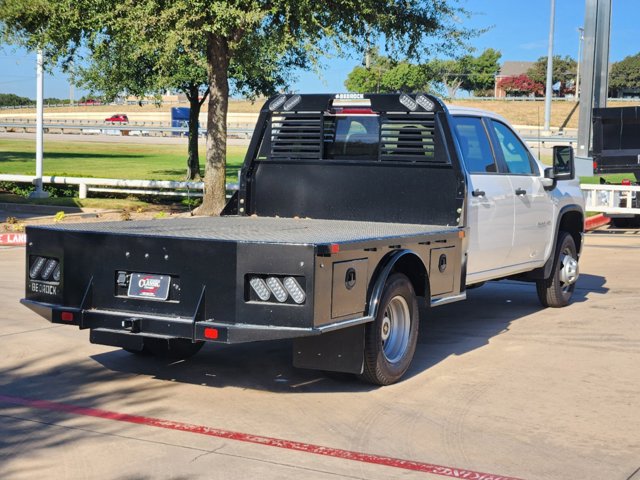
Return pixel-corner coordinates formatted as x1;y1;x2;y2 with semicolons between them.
259;112;446;164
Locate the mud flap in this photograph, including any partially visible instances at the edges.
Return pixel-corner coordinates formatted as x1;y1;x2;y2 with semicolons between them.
292;324;365;374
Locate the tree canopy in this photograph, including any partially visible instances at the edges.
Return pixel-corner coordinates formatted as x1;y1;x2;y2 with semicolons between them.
344;49;433;93
344;48;501;97
1;0;479;214
498;74;543;97
609;53;640;96
527;55;577;95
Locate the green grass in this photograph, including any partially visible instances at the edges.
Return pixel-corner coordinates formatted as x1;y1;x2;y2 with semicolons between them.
0;139;247;182
579;173;636;184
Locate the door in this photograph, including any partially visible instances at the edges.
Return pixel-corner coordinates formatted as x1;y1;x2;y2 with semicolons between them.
488;120;553;266
452;116;515;277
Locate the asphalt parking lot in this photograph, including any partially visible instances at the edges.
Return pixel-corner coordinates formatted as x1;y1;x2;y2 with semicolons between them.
1;229;639;480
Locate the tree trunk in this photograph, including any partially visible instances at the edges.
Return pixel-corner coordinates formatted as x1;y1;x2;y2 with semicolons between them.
197;34;229;216
445;80;462;99
185;84;201;180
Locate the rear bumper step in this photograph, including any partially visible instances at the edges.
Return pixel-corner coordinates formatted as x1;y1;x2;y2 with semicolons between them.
21;298;324;344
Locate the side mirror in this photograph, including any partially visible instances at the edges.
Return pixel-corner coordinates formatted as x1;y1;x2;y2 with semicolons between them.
541;167;556;190
553;145;575;180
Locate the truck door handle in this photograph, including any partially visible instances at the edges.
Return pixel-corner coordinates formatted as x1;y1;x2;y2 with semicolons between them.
472;189;486;197
515;188;527;196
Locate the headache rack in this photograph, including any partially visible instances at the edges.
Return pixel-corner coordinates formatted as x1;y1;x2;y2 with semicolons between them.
254;93;449;164
233;93;465;227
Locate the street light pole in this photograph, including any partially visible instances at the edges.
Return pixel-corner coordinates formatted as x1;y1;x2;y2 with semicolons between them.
29;49;49;199
543;0;556;133
576;27;584;102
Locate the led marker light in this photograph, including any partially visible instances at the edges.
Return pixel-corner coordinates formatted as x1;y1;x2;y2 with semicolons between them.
283;277;305;304
29;257;46;279
249;277;271;301
266;277;288;303
52;264;61;282
41;259;58;280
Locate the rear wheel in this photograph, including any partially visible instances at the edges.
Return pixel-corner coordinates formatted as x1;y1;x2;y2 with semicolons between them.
536;232;579;308
360;273;419;386
125;337;203;359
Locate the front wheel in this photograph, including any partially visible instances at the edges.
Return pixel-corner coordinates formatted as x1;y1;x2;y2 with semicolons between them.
536;232;579;308
360;273;419;386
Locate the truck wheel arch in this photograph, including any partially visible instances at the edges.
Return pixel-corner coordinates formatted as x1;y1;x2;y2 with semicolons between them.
367;250;429;319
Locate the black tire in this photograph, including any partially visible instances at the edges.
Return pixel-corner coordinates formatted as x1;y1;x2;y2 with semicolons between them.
125;337;203;359
536;232;579;308
360;273;419;386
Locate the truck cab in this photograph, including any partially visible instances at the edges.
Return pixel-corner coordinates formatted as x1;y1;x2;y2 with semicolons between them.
448;106;584;289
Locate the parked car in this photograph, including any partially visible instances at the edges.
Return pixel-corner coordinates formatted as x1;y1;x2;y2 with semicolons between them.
105;114;129;123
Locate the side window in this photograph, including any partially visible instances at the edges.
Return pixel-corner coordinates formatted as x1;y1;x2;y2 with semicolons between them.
451;116;497;174
490;120;536;175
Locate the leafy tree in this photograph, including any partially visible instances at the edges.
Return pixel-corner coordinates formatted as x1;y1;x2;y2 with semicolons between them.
345;52;434;94
609;53;640;96
381;63;433;93
428;58;468;97
345;48;501;98
1;0;478;215
77;32;210;180
461;48;501;95
527;55;577;95
0;93;33;107
498;74;543;97
344;49;395;93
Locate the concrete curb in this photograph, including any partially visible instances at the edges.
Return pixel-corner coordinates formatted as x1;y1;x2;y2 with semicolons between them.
585;213;610;231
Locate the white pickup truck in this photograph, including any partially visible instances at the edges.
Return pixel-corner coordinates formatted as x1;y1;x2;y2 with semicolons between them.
450;105;584;306
22;94;585;385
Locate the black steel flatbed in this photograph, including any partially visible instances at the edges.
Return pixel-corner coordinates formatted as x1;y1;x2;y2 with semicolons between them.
35;216;458;245
22;93;470;383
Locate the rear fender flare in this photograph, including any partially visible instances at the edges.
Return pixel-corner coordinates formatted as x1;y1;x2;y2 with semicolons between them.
366;250;428;319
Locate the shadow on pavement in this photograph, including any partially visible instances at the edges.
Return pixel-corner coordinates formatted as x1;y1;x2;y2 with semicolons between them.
91;275;608;392
0;350;169;479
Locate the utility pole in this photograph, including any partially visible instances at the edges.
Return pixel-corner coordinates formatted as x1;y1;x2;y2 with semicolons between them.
69;60;75;106
29;49;49;199
577;0;611;165
576;27;584;102
543;0;556;133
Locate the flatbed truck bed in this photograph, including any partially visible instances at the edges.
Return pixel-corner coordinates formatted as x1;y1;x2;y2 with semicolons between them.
35;216;457;245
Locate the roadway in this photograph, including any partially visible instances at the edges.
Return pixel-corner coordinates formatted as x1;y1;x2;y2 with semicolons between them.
0;131;251;146
0;229;639;480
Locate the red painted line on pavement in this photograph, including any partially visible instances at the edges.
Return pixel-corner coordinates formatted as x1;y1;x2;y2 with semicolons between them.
585;213;610;231
0;233;26;246
0;394;522;480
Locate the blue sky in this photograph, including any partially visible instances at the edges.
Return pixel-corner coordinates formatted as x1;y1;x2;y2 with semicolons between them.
1;0;638;99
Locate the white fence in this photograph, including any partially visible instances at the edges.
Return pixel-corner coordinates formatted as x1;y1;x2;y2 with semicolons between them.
581;183;640;214
0;174;238;199
0;119;254;138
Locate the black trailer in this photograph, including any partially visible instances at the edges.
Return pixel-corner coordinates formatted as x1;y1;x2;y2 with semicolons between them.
590;106;640;227
592;106;640;176
22;93;468;385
